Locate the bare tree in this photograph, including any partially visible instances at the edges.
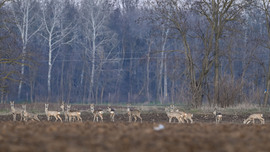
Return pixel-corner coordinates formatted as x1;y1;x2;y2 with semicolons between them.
80;0;117;103
9;0;42;100
194;0;253;106
0;0;23;103
41;0;76;100
258;0;270;106
147;0;202;107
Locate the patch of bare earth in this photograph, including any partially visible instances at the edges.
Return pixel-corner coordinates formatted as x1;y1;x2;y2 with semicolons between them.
0;115;270;152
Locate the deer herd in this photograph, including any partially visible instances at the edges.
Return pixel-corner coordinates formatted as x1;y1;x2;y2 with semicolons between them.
9;101;265;125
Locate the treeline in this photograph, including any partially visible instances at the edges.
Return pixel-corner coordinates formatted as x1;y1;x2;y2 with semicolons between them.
0;0;270;107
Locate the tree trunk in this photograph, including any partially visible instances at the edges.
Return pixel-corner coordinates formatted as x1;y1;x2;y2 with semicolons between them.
47;35;53;101
146;39;152;102
214;36;220;106
164;53;168;103
89;32;96;103
18;47;26;100
264;53;270;106
60;56;65;102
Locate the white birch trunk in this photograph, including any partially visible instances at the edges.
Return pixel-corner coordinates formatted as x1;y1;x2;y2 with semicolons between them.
158;27;169;104
89;11;96;102
48;33;53;98
11;0;42;100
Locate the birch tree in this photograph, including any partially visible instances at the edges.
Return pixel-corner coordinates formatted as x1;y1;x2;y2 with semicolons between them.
147;0;201;106
80;0;117;103
10;0;42;100
41;0;76;100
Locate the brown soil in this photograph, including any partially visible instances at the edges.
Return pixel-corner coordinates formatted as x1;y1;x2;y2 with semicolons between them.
0;112;270;152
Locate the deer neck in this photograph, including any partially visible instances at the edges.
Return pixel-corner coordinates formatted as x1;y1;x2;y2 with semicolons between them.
11;106;15;112
45;108;48;114
90;108;94;113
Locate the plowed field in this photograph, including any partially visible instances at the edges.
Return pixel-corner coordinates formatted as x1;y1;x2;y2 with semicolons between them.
0;112;270;152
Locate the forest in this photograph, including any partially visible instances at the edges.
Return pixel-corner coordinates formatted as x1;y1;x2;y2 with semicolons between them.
0;0;270;108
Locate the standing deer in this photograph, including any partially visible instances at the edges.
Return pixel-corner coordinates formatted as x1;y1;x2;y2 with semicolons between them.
60;103;68;122
165;107;184;123
107;107;115;122
66;104;82;122
243;114;265;124
10;101;24;121
90;104;104;122
127;107;142;123
44;103;62;122
182;112;194;124
213;108;222;124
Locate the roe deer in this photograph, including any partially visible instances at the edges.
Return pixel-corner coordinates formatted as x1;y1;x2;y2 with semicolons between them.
44;103;62;122
90;104;104;122
10;101;24;121
107;107;115;122
183;112;194;123
66;104;82;122
175;109;194;123
165;107;184;123
213;109;222;124
22;110;40;122
60;103;68;122
127;107;142;123
243;114;265;124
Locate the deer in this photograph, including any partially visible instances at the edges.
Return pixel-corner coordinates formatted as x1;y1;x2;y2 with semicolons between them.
66;104;82;122
22;110;40;122
44;103;62;122
10;101;24;121
182;112;194;124
243;114;265;124
107;107;115;122
90;104;104;122
165;107;185;123
213;108;222;124
127;107;142;123
60;103;68;122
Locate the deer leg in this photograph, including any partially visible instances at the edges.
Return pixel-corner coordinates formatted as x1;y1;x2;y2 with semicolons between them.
100;115;103;122
78;116;82;122
58;115;62;122
20;113;23;121
112;114;115;122
69;115;72;122
54;116;58;122
190;118;193;124
138;115;142;123
133;116;137;122
93;115;96;122
65;113;68;122
35;116;40;121
129;115;132;122
177;117;181;123
13;113;16;121
259;118;265;124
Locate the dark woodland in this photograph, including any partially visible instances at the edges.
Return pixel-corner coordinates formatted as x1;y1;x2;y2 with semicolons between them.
0;0;270;107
